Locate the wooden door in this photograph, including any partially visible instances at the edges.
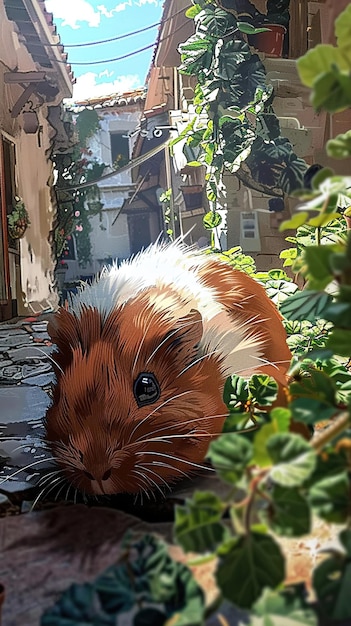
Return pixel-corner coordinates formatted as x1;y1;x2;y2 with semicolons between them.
128;212;152;255
0;135;16;321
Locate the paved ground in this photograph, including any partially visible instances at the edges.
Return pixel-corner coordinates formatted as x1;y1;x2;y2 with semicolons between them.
0;315;56;507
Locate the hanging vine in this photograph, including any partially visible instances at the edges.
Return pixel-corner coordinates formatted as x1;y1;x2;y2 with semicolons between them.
174;0;307;226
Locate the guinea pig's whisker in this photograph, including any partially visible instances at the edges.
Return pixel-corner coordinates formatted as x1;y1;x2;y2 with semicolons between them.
134;412;229;443
26;349;63;375
143;460;189;480
251;355;292;368
136;464;167;497
176;350;220;378
139;464;172;492
134;430;219;448
128;390;193;442
64;482;74;502
136;451;214;472
30;475;66;511
55;480;69;502
138;471;165;499
38;469;65;487
0;457;56;486
130;469;152;500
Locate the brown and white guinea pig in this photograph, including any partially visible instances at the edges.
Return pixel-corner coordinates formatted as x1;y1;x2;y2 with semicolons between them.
45;241;292;496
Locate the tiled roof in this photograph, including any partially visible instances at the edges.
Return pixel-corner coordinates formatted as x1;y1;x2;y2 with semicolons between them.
3;0;75;86
68;89;147;111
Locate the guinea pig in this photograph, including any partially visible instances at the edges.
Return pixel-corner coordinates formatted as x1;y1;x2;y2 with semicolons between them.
45;241;292;497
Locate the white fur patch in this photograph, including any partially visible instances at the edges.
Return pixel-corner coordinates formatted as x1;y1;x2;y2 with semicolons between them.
69;241;264;377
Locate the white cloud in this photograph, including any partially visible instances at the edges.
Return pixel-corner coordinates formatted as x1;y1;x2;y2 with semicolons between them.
98;69;114;79
97;0;159;18
69;71;141;102
45;0;101;29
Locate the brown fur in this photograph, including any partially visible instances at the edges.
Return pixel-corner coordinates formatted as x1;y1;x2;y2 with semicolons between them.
45;256;292;496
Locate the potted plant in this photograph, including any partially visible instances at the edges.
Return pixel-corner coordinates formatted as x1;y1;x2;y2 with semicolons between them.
248;0;290;57
7;196;30;239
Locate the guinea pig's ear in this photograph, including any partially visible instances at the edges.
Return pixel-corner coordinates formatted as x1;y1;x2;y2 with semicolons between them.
47;309;81;372
166;309;203;362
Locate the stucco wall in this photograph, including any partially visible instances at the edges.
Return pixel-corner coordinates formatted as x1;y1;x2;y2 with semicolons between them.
0;1;70;315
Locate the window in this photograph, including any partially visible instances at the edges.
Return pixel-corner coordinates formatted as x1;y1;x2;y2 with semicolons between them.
110;133;129;167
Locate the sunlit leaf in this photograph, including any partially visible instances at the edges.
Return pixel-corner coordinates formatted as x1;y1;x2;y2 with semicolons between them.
290;398;336;425
267;433;317;487
203;210;222;230
249;375;278;406
207;432;253;484
251;586;318;625
309;473;350;523
279;212;310;231
280;291;332;323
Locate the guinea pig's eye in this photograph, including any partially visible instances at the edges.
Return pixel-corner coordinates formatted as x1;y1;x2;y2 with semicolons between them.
133;373;160;407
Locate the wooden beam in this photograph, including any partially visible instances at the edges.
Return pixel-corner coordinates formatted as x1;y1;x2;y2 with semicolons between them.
10;83;40;118
4;71;46;84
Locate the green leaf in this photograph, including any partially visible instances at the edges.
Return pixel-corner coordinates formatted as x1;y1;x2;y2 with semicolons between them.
269;485;311;537
216;533;285;609
304;245;335;281
335;4;351;47
280;291;332;323
185;4;202;19
174;491;228;553
267;433;317;487
312;69;351;113
290;398;336;425
327;129;351;159
327;328;351;356
265;279;299;306
203;210;222;230
323;302;351;327
200;7;236;38
313;543;351;621
309;472;350;523
41;583;114;626
249;375;278;406
279;212;309;231
207;432;253;484
237;22;270;35
252;409;291;467
289;367;337;405
252;585;318;625
297;44;351;88
223;374;249;408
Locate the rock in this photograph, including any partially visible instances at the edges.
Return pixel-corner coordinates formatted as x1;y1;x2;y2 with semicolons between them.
0;386;51;424
0;334;33;351
31;322;49;333
22;373;55;387
7;345;56;362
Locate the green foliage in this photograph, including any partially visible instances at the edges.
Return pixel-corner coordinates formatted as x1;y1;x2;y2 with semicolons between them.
41;535;205;626
54;109;107;265
297;5;351;113
45;5;351;625
216;533;285;609
174;0;307;234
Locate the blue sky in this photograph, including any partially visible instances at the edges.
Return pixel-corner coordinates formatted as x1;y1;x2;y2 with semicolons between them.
45;0;164;101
